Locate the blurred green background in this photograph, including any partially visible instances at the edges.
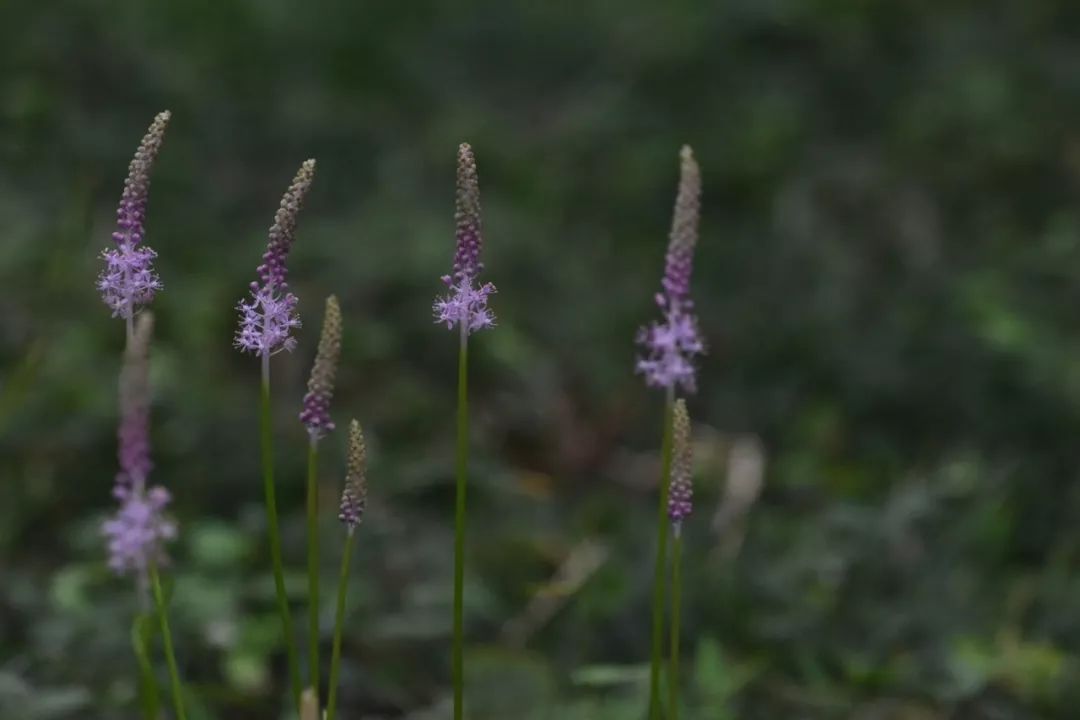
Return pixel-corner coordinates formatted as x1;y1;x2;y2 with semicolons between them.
4;1;1080;718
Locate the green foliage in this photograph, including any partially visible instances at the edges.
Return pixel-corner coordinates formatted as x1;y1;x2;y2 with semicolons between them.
4;1;1080;717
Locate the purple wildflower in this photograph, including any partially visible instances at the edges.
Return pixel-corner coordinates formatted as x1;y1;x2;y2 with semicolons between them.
338;420;367;533
235;160;316;356
98;111;170;320
433;143;496;334
104;485;178;577
636;146;704;393
668;399;693;534
102;313;177;578
300;295;342;440
235;286;301;355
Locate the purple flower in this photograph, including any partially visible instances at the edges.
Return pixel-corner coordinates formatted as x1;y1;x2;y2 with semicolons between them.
235;284;301;355
636;146;704;393
338;420;367;533
300;295;343;440
102;313;176;578
235;160;316;356
104;484;178;577
98;111;170;320
433;143;496;334
99;245;162;319
434;279;496;332
668;399;693;533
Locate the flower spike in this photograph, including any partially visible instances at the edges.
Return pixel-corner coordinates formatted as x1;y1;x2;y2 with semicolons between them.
235;160;316;356
339;420;367;533
668;399;693;533
98;111;170;319
300;295;343;440
636;146;705;393
433;143;496;334
103;313;177;578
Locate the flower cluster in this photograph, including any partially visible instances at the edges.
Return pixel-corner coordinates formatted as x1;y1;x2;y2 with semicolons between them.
300;295;343;439
98;111;170;320
235;160;316;356
636;145;704;393
235;287;302;355
668;399;693;532
102;313;177;578
339;419;368;533
434;280;496;333
434;143;496;334
104;484;177;577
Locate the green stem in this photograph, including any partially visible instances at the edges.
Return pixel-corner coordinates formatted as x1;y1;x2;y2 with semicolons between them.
149;564;186;720
453;327;469;720
306;439;321;700
668;532;683;720
325;530;356;720
648;389;676;720
131;612;160;720
261;355;303;710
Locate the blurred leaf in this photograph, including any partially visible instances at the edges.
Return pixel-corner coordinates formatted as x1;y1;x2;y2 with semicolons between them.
571;663;648;688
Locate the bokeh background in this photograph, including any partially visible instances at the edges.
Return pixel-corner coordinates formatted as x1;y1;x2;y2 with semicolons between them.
4;2;1080;718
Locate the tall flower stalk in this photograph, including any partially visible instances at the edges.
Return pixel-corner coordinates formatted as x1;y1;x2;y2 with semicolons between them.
130;614;160;719
98;112;173;720
97;111;170;343
101;314;183;719
637;146;703;720
433;143;496;720
299;294;343;708
667;400;693;720
650;392;676;719
150;562;186;720
326;420;367;720
235;159;317;710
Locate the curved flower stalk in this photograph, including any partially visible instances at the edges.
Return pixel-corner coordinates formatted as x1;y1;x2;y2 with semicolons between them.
667;399;693;720
326;420;367;720
433;143;495;720
299;295;343;705
236;159;317;711
234;159;316;357
643;146;704;720
98;111;170;336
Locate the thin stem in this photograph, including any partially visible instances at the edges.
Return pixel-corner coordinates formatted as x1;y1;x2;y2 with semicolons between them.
648;388;676;720
453;326;469;720
149;564;186;720
125;312;135;348
131;612;160;720
325;530;356;720
668;531;684;720
306;439;321;701
261;355;303;710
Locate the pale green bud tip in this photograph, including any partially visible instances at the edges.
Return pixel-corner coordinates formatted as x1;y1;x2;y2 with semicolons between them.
339;419;367;530
300;294;343;439
671;145;701;254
